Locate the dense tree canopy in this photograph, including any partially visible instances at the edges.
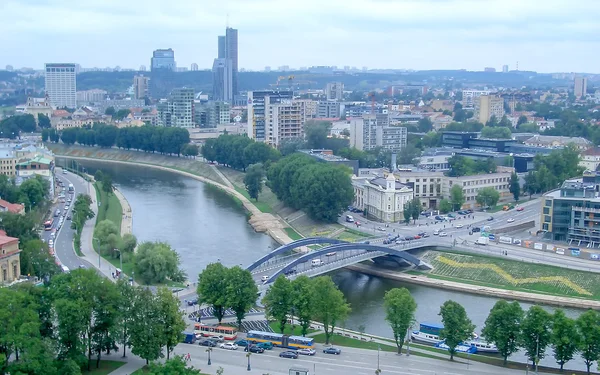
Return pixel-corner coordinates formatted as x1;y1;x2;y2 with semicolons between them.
201;134;280;171
0;113;36;138
133;241;186;285
447;155;497;177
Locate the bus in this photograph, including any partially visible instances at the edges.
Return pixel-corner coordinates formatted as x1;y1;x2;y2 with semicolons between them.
44;219;54;231
193;324;238;340
246;330;315;349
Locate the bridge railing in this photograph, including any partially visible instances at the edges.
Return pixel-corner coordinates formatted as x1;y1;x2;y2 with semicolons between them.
288;250;387;280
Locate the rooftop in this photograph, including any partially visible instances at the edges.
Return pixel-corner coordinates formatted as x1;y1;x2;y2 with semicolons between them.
369;177;411;191
0;233;19;247
299;149;351;162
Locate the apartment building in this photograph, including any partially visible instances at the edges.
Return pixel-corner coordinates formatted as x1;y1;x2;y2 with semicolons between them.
317;101;342;118
157;88;195;128
352;173;413;223
247;90;294;143
268;100;305;147
574;77;588;99
475;95;504;124
580;147;600;172
76;89;107;105
133;75;150;100
350;114;407;152
44;63;77;108
0;150;17;177
462;90;491;107
444;172;512;209
325;82;344;101
295;99;317;118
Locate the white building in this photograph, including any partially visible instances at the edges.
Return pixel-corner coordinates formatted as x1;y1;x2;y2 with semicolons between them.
352;173;413;223
349;114;407;152
393;169;445;209
462;89;491;108
580;148;600;172
76;89;107;104
325;82;344;101
444;172;512;209
44;63;77;108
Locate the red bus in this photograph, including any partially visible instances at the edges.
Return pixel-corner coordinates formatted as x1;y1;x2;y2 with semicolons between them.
44;219;54;231
193;323;238;340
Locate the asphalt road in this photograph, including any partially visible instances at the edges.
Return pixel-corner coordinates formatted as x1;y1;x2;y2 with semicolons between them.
171;339;530;375
48;169;95;271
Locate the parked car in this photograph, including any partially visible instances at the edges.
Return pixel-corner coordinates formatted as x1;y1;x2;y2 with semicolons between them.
404;236;413;241
323;347;342;355
235;339;250;347
245;345;265;353
198;339;217;347
210;335;225;342
433;229;440;235
279;351;299;359
66;215;72;220
413;235;421;239
439;232;448;237
297;348;316;356
219;342;238;350
376;227;386;232
261;275;270;282
447;213;456;218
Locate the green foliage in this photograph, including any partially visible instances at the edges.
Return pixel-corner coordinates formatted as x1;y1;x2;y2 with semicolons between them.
20;239;60;279
226;266;259;328
155;288;186;360
509;172;520;202
384;288;417;354
398;143;422;165
243;163;265;201
480;126;512;139
551;309;579;371
439;199;452;214
0;113;36;137
129;287;166;364
197;263;229;323
520;305;553;367
438;300;475;360
447;155;496;177
146;356;202;374
263;276;293;333
94;219;120;257
476;187;500;208
304;120;332;149
201;134;280;171
72;193;95;253
450;185;465;211
38;113;51;128
120;233;138;253
576;309;600;374
0;212;39;243
524;145;585;194
310;276;351;345
267;154;354;222
133;241;186;285
101;173;113;195
482;300;524;365
417;118;433;132
444;121;483;132
517;122;539;133
105;107;116;116
291;275;313;337
180;143;199;158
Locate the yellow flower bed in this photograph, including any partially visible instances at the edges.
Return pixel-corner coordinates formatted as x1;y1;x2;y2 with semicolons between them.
437;255;592;296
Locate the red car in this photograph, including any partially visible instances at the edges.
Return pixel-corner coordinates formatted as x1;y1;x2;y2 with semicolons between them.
516;207;524;211
413;235;422;239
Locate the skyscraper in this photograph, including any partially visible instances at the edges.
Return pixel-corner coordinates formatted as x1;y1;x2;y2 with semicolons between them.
133;75;150;100
212;59;233;102
216;28;238;95
151;48;176;71
44;63;77;108
574;77;588;99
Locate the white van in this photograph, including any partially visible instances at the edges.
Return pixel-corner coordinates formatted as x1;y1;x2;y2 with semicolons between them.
311;259;323;267
61;265;70;273
345;215;354;223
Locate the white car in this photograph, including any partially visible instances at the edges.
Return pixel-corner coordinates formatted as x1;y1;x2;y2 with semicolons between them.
297;348;316;356
507;218;515;223
439;232;448;237
377;227;386;232
433;229;440;235
455;224;464;229
325;252;337;257
261;275;270;282
48;239;54;246
219;342;238;350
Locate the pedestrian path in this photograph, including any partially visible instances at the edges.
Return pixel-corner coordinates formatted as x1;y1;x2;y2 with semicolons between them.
209;164;235;189
113;187;133;236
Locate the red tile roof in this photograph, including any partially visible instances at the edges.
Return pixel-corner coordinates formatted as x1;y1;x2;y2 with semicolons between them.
0;233;19;248
0;199;25;214
52;110;70;118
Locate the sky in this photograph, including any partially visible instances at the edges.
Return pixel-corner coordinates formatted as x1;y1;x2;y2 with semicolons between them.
2;0;600;73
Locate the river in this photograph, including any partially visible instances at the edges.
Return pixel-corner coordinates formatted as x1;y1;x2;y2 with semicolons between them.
69;159;588;372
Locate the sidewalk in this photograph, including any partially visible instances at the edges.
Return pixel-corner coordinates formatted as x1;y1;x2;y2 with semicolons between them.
113;187;133;236
108;356;146;375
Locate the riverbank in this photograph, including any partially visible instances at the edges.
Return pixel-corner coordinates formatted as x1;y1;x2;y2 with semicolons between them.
346;263;600;309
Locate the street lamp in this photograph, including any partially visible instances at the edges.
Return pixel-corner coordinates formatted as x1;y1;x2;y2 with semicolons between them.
406;326;411;356
377;344;380;373
206;347;212;365
246;352;251;371
93;237;100;268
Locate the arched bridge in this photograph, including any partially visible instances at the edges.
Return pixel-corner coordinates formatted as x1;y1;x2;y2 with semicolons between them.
246;237;348;272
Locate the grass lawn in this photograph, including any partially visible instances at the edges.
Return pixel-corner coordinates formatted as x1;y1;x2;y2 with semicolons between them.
233;186;272;213
419;250;600;300
335;229;370;242
268;321;317;336
284;227;304;241
82;360;125;374
94;181;123;230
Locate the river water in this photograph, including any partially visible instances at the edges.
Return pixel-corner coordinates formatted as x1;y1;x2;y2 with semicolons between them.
70;159;588;371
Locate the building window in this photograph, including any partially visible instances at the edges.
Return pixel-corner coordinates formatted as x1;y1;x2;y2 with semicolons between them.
13;264;17;278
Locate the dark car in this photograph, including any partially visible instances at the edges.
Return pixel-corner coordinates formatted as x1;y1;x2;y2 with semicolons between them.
487;216;494;221
404;236;413;241
245;344;265;353
198;339;217;347
284;268;297;275
323;347;341;355
257;342;273;350
467;209;474;213
66;215;72;220
472;227;481;233
279;351;299;359
187;298;198;306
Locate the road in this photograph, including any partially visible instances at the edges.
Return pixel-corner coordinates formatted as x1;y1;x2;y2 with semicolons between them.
171;339;532;375
49;168;95;271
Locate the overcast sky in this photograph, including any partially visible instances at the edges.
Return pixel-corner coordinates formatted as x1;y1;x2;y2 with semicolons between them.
2;0;599;73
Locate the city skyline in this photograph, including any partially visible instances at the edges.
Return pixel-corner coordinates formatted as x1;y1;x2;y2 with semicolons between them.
2;0;600;73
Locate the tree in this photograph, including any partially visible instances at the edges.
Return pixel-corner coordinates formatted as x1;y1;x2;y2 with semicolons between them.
105;107;116;117
576;309;600;374
509;172;520;202
243;163;264;201
310;276;350;345
476;187;500;208
101;173;114;195
155;288;185;360
134;242;186;285
226;267;258;328
384;288;417;354
115;109;131;120
115;280;136;358
480;126;512;139
417;118;433;132
262;276;292;333
94;219;119;256
481;300;523;365
551;309;579;371
517;115;528;126
20;239;60;279
290;276;313;337
410;197;421;223
397;143;421;165
450;185;465;211
304;120;332;149
403;203;411;225
439;199;452;214
146;356;202;374
523;171;538;198
129;288;164;364
438;300;475;360
120;233;137;253
197;263;229;323
520;305;552;368
38;113;51;128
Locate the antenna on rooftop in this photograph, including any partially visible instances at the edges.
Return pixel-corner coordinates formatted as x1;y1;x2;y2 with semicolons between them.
226;13;230;28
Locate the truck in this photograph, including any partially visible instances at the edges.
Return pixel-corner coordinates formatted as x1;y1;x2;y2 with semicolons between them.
475;237;489;246
182;332;196;344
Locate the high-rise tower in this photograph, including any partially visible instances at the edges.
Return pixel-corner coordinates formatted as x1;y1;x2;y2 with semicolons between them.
216;27;238;95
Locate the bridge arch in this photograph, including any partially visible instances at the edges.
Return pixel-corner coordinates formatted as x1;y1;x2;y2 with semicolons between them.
265;242;425;283
246;237;348;272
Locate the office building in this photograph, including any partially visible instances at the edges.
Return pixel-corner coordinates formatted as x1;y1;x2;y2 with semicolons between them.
212;58;233;102
502;65;509;73
326;82;344;101
157;88;195;128
151;48;176;71
350;115;407;152
76;89;107;104
190;63;199;71
317;101;342;118
247;90;294;144
217;28;238;95
195;101;231;128
444;172;512;209
475;95;504;124
295;99;317;118
133;75;149;100
352;173;413;223
44;63;77;108
0;233;21;284
461;90;491;107
574;77;588;99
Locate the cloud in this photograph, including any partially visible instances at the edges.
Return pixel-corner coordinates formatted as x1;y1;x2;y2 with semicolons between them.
1;0;598;73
